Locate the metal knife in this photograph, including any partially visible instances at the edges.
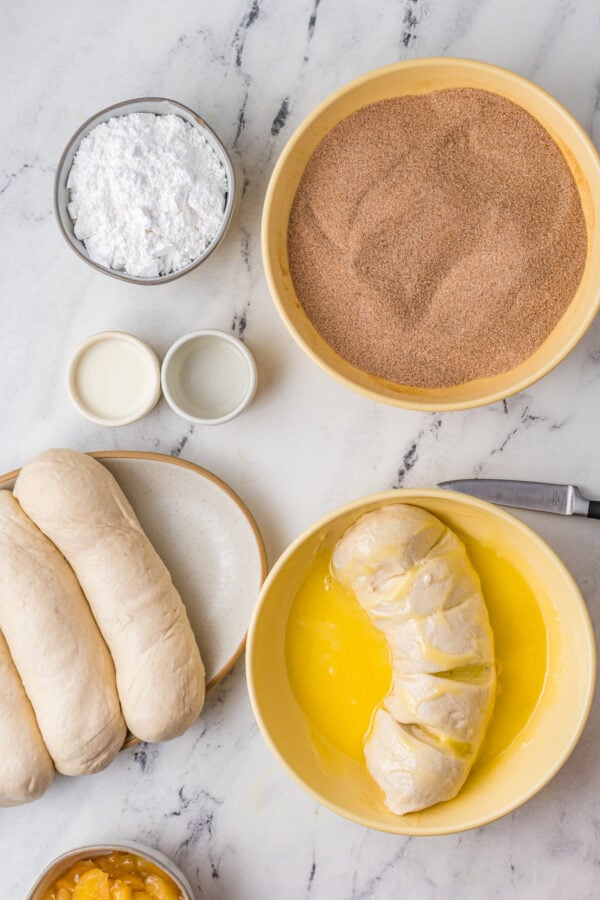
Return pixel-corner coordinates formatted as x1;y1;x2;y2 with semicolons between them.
437;478;600;519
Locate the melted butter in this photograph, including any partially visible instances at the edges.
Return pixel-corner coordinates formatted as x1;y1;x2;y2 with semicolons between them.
465;539;548;769
286;537;548;770
285;550;392;761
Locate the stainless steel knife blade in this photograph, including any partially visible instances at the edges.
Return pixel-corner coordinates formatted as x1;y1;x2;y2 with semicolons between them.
438;478;590;516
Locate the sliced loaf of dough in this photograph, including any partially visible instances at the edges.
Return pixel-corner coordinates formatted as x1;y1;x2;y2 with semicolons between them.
333;504;495;815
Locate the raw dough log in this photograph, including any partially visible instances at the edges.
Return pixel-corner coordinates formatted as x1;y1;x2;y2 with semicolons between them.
0;491;126;775
15;449;206;742
0;630;54;806
333;504;496;815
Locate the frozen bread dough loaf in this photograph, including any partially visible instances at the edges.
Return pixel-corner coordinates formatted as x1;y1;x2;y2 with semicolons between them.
15;449;205;743
0;491;126;776
333;504;495;815
0;630;54;806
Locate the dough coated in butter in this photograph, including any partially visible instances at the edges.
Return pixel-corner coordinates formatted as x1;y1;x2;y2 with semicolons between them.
333;504;495;815
15;449;205;743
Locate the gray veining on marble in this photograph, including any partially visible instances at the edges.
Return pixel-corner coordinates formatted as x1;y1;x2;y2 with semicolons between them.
1;1;600;897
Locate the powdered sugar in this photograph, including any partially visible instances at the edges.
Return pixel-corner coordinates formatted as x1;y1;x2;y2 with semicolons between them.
67;112;228;278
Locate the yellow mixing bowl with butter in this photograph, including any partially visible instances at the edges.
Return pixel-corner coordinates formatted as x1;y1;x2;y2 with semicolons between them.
246;489;595;835
262;58;600;410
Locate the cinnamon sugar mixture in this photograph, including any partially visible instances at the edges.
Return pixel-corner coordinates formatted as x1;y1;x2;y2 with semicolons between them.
287;89;587;388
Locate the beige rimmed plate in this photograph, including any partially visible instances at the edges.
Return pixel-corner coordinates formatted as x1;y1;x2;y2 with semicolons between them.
0;451;267;746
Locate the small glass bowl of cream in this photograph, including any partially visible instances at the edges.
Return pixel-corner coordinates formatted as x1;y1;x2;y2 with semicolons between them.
161;330;257;425
67;331;161;426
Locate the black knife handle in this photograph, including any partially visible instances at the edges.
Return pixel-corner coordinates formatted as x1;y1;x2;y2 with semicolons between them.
588;501;600;519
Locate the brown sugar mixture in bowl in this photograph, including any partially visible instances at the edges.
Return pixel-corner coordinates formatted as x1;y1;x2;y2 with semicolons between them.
287;89;587;389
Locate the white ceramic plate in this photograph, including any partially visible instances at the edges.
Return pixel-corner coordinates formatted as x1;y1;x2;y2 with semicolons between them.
0;451;267;694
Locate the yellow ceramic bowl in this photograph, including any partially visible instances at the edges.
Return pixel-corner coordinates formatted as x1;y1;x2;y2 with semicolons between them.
262;58;600;411
246;490;595;835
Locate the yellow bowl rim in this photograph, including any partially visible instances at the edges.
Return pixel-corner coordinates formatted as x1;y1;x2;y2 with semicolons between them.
246;488;596;835
261;57;600;412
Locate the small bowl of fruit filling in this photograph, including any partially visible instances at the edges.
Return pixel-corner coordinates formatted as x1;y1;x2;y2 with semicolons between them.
27;843;193;900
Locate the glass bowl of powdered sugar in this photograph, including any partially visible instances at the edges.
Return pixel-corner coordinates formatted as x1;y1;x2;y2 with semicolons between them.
54;98;236;284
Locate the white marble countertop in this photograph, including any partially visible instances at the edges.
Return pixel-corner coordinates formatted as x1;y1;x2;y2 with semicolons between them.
2;0;599;896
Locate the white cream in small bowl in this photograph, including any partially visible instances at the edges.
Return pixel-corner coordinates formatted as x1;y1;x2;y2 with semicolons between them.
161;330;257;425
67;331;161;426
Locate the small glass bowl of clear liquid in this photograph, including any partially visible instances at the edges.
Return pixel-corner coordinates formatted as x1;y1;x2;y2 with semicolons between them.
161;329;257;425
